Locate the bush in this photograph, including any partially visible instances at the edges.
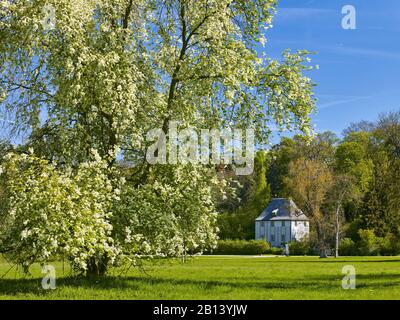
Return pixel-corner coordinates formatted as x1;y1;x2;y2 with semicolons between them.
345;219;363;241
268;247;284;255
378;233;400;256
358;229;382;256
339;238;358;256
213;239;270;255
288;240;311;255
340;232;400;256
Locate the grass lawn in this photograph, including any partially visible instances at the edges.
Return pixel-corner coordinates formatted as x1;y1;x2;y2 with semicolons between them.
0;255;400;299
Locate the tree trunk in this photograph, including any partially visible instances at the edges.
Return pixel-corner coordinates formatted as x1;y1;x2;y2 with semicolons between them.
86;255;109;276
335;205;340;258
316;221;327;258
335;198;343;258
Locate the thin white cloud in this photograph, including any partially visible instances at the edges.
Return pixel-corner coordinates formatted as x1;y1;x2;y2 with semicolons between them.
327;45;400;61
269;37;400;61
318;95;373;109
276;7;335;20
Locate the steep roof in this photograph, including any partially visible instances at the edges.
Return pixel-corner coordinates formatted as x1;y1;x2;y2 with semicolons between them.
255;198;309;221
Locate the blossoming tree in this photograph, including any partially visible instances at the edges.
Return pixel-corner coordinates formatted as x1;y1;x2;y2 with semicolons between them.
0;0;316;275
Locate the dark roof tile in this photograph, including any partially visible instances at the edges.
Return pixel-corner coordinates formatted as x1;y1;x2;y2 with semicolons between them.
255;198;309;221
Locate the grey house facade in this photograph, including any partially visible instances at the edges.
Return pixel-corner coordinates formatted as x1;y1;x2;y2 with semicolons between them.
255;198;309;247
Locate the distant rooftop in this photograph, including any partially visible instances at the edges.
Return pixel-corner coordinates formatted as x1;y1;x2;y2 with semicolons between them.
255;198;308;221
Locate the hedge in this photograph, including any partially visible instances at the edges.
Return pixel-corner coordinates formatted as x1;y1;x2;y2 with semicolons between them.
212;239;271;255
288;240;312;255
339;230;400;256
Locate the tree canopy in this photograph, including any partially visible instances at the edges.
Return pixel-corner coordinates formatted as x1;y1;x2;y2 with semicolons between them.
0;0;317;274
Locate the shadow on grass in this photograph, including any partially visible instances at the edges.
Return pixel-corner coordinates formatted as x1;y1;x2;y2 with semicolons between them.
0;271;399;297
0;276;140;297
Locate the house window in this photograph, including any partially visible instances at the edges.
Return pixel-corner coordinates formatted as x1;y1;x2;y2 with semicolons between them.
295;221;298;226
270;224;275;242
304;221;308;227
282;221;285;227
281;227;286;243
271;221;274;227
261;222;265;227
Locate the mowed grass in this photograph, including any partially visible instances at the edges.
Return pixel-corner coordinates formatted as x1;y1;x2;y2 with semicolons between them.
0;255;400;299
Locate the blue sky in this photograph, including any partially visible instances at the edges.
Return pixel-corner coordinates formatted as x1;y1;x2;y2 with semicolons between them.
268;0;400;138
